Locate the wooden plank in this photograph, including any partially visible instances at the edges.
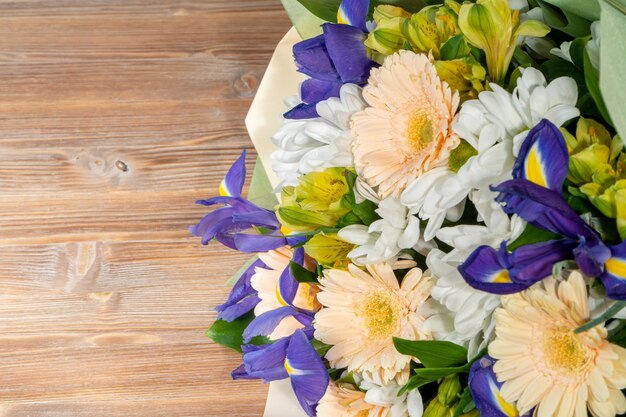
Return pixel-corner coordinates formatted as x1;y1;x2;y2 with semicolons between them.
0;0;293;415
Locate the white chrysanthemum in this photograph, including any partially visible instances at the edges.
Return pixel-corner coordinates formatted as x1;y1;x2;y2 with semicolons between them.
271;84;366;185
250;247;320;340
492;272;626;417
317;380;423;417
315;263;433;385
338;197;424;266
551;21;600;70
423;189;525;359
401;67;579;240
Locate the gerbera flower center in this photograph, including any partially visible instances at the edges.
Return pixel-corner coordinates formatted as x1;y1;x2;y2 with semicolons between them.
542;327;592;375
360;290;400;340
406;108;435;153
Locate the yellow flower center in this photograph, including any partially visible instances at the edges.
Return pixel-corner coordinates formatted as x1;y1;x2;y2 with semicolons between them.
406;108;434;153
355;410;369;417
542;327;592;375
360;290;400;340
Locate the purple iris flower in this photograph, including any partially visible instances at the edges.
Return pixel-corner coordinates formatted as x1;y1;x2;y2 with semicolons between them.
459;119;626;299
233;329;328;416
469;355;531;417
286;0;376;119
242;248;316;343
190;150;299;253
215;258;264;322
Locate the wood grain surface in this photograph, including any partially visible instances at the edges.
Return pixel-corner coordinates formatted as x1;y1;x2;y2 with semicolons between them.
0;1;291;416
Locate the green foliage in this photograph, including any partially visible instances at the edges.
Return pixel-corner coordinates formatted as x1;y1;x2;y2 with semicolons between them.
393;338;468;368
247;158;278;210
290;261;319;283
507;224;560;251
206;312;255;352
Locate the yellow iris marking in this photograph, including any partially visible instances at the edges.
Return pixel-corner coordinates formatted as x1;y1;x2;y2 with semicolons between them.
491;270;512;283
280;224;293;236
489;380;518;417
275;283;289;307
218;181;229;197
337;9;348;25
524;146;548;188
606;257;626;279
284;358;295;374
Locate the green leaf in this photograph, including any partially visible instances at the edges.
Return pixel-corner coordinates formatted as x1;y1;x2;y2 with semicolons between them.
575;301;626;333
507;224;560;251
569;37;588;69
535;0;592;37
399;374;432;395
440;34;469;61
226;256;259;286
352;199;380;226
247;158;279;211
513;47;538;68
373;0;427;13
584;47;614;128
206;312;255;352
452;388;473;417
281;0;325;39
290;261;319;283
413;363;471;380
600;0;626;146
296;0;340;22
311;338;332;356
540;0;600;22
393;338;468;368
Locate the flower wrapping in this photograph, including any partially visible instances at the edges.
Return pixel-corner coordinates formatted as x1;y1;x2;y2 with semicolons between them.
195;1;626;416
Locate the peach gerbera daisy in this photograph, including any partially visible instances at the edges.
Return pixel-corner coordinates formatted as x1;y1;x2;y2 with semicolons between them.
490;271;626;417
351;50;460;198
314;263;433;385
317;381;372;417
251;247;320;340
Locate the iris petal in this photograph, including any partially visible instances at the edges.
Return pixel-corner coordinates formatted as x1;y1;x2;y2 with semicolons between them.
285;329;330;417
601;241;626;300
469;356;525;417
459;245;532;294
337;0;369;31
323;23;374;84
219;150;247;197
493;179;593;239
513;119;568;192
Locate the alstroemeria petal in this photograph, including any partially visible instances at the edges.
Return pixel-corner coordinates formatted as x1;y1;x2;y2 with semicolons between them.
493;179;593;239
285;329;330;417
219;150;246;197
323;23;374;84
513;119;568;192
337;0;369;31
469;356;523;417
459;245;531;294
601;241;626;300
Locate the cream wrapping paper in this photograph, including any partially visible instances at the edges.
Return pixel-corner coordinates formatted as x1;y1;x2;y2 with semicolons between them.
244;27;309;417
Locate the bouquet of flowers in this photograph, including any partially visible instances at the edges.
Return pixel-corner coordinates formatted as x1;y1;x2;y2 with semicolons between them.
192;0;626;416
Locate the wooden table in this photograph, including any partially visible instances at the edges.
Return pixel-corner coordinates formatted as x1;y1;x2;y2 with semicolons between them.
0;1;291;415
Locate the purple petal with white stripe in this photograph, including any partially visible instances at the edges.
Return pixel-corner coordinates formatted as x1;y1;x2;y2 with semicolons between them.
285;329;330;417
